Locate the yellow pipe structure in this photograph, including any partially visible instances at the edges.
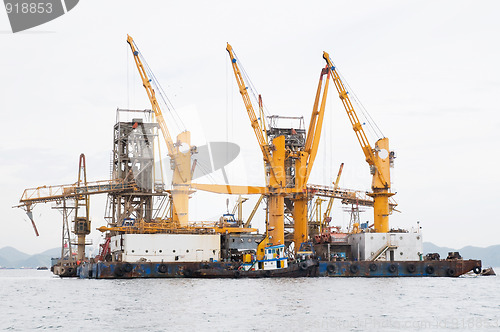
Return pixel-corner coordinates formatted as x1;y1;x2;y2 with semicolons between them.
127;35;194;226
367;138;393;233
170;131;192;226
267;136;286;245
323;52;394;233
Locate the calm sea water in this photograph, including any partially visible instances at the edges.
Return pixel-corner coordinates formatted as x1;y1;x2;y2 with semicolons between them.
1;269;499;331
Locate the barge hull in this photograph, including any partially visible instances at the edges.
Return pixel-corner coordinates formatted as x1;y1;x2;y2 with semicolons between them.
77;259;480;279
78;260;318;279
318;259;482;277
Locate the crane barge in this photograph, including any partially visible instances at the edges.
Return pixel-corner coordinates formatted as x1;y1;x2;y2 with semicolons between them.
16;39;482;278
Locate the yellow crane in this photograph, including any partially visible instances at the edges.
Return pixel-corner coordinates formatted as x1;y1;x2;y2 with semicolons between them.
225;44;330;251
226;43;285;247
321;163;344;232
127;35;195;227
323;52;395;233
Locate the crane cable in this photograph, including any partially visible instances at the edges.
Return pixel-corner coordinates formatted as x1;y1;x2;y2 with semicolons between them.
131;39;187;134
232;50;272;125
193;159;220;185
329;58;385;141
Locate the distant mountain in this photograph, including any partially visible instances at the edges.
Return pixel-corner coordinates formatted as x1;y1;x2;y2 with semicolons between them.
40;247;62;257
424;242;500;267
0;246;30;262
0;256;12;268
0;247;59;268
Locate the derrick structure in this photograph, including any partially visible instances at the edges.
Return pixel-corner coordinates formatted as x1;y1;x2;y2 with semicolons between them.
16;152;138;265
16;109;166;264
105;109;165;233
265;116;306;244
74;154;90;261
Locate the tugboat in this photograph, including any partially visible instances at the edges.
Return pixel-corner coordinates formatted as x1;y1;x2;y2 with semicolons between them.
480;267;496;276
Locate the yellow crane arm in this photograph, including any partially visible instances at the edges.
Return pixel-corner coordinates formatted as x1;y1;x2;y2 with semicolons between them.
191;183;267;195
17;179;138;206
304;67;330;183
127;35;175;156
191;183;306;195
323;52;388;187
244;194;264;228
226;43;278;183
322;163;344;226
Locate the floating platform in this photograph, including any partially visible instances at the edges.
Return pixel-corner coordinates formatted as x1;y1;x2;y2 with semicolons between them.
76;258;481;279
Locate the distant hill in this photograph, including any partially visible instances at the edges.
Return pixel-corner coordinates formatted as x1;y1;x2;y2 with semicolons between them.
0;246;30;262
0;246;59;268
40;247;61;257
424;242;500;267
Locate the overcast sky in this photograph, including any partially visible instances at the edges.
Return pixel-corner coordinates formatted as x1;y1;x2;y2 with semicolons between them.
1;0;499;254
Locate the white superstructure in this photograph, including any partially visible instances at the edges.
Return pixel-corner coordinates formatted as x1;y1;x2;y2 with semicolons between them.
109;234;221;263
348;232;423;261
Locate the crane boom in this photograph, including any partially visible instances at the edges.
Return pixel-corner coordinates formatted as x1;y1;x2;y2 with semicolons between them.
323;51;395;233
226;44;278;184
303;67;330;184
127;35;176;156
127;35;193;225
323;52;388;187
244;194;264;228
322;163;344;229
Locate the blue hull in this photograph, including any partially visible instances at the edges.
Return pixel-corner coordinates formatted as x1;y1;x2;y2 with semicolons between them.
76;259;481;279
